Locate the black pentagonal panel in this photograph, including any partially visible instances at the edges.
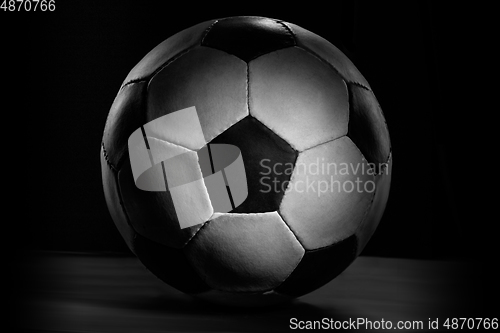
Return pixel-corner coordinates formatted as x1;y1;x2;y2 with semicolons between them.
133;232;211;294
202;16;296;62
102;82;147;170
209;116;297;213
275;235;358;297
347;83;391;174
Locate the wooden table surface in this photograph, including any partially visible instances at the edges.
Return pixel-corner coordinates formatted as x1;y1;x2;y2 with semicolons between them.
14;252;491;332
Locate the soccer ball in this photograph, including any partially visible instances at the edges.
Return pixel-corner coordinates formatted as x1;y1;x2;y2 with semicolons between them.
101;16;391;306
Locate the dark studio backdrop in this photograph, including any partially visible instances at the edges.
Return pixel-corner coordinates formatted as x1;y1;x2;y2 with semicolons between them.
19;1;480;262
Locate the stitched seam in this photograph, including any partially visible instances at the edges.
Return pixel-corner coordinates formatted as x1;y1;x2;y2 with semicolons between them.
349;80;371;91
246;62;251;117
300;134;347;153
144;135;197;153
353;186;377;237
379;151;392;176
183;219;211;247
275;20;297;44
200;19;219;45
102;141;118;173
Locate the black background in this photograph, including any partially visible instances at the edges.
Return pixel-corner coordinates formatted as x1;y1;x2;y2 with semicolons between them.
10;1;479;260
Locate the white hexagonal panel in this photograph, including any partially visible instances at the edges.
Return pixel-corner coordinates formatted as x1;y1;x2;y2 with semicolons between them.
147;46;248;146
249;47;348;151
184;212;304;292
280;136;375;250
